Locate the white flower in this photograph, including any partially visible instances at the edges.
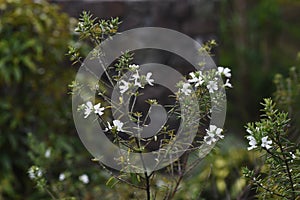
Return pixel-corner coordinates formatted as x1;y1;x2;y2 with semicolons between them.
188;71;204;87
204;133;217;145
207;125;224;139
59;173;65;181
181;83;192;95
146;72;154;86
83;101;93;118
28;166;42;180
119;80;129;94
93;103;105;116
28;168;35;180
204;125;224;145
131;71;142;87
215;127;224;139
81;101;105;118
113;120;125;132
129;64;139;70
79;174;89;184
218;67;231;78
45;148;51;158
156;180;167;187
246;135;257;150
36;169;42;177
207;81;218;93
261;136;272;149
224;79;232;88
289;152;296;160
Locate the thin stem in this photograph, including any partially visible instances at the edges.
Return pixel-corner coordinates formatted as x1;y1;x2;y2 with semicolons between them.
168;153;189;199
44;186;58;200
264;148;283;161
145;172;151;200
277;139;295;199
250;177;286;198
98;162;146;190
168;174;184;200
96;49;115;87
130;94;137;114
135;115;151;200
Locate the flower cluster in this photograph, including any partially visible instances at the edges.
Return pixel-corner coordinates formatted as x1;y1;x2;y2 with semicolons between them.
203;125;224;145
28;166;43;180
119;64;154;94
180;66;232;96
79;174;89;184
79;101;105;118
246;128;272;151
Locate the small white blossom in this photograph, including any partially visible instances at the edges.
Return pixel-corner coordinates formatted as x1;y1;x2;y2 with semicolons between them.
83;101;93;118
247;135;257;151
113;120;125;132
215;128;224;139
207;81;218;93
181;83;192;95
59;173;65;181
131;71;142;87
204;133;217;145
207;125;224;139
156;180;167;187
28;166;43;180
188;71;204;87
79;174;89;184
81;101;105;118
28;169;35;180
261;136;272;149
119;80;130;94
224;79;232;88
93;103;105;116
218;66;231;78
289;152;296;160
129;64;139;70
146;72;154;86
45;148;51;158
204;125;224;145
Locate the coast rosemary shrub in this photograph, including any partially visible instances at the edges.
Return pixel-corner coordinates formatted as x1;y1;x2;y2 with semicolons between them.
29;11;232;199
243;64;300;199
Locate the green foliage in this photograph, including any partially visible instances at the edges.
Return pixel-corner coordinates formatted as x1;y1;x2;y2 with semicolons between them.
0;0;73;198
75;11;120;44
27;133;119;200
243;99;300;199
0;0;71;84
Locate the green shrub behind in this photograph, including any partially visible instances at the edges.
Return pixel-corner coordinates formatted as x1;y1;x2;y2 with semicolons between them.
0;0;74;198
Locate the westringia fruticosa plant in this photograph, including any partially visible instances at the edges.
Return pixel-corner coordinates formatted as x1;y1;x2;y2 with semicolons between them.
66;11;232;199
243;98;300;200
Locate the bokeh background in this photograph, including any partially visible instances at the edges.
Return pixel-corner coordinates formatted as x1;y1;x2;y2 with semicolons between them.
0;0;299;199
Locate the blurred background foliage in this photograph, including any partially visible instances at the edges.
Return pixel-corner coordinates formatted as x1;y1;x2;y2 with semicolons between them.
220;0;300;135
0;0;299;199
0;0;77;198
